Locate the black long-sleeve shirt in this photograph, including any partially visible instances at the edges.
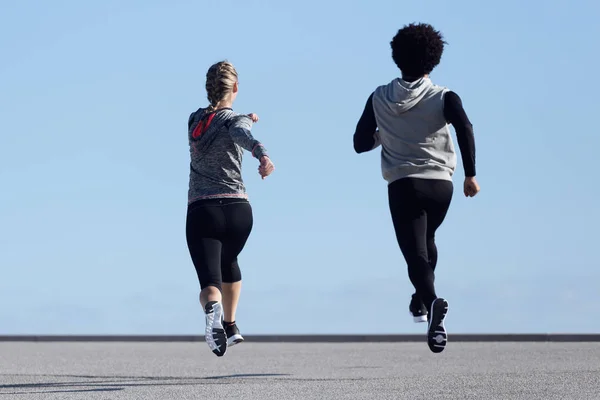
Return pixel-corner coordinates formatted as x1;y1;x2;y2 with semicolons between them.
353;91;476;177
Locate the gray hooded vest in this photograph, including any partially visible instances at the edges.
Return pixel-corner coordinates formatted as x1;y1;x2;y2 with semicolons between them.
372;77;457;183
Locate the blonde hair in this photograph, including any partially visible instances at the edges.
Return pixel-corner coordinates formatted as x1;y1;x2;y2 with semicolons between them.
205;61;238;111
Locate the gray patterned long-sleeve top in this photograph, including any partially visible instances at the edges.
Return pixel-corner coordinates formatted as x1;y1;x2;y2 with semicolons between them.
187;107;268;204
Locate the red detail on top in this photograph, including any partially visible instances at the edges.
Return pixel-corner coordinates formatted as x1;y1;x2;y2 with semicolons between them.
192;112;217;139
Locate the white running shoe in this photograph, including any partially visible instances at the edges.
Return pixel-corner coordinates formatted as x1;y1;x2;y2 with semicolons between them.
204;301;227;357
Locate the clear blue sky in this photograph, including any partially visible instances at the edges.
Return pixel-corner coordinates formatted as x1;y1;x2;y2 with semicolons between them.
1;0;599;335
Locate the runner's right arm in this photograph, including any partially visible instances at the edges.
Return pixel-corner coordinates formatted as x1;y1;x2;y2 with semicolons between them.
353;93;380;153
228;115;269;160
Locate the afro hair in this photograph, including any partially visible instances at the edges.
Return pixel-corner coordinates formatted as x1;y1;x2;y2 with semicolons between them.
391;23;446;77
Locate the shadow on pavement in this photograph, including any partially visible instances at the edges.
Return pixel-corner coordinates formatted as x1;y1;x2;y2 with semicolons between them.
0;373;290;395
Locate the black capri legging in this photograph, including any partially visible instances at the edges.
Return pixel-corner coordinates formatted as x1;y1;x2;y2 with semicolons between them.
186;198;253;291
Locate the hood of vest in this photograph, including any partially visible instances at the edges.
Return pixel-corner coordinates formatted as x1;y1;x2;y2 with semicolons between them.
375;77;434;114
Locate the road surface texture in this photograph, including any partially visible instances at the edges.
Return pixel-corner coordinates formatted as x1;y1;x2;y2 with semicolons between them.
1;341;599;399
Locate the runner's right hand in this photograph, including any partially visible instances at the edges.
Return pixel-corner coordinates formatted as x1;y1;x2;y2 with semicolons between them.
258;156;275;179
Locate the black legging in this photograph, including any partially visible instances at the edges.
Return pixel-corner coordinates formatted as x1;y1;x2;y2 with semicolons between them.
186;198;253;291
388;177;453;310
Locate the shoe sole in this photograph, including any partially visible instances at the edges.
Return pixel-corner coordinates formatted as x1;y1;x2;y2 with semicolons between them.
412;314;428;323
427;298;449;354
227;334;244;347
205;304;227;357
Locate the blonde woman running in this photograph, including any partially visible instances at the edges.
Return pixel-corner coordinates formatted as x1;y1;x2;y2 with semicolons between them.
186;61;274;357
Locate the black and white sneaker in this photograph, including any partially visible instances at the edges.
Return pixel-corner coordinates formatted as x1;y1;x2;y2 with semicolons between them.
409;293;428;323
204;301;227;357
225;322;245;346
427;298;449;354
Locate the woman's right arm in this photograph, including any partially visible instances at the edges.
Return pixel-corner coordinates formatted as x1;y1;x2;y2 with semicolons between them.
228;115;269;159
229;115;275;179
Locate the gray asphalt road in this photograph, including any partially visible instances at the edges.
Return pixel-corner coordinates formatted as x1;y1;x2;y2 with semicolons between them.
1;342;599;399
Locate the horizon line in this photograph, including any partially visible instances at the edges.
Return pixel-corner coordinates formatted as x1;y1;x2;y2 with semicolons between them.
1;334;600;342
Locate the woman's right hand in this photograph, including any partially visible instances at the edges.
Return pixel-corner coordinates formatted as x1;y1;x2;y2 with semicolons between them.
258;156;275;179
464;176;480;197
